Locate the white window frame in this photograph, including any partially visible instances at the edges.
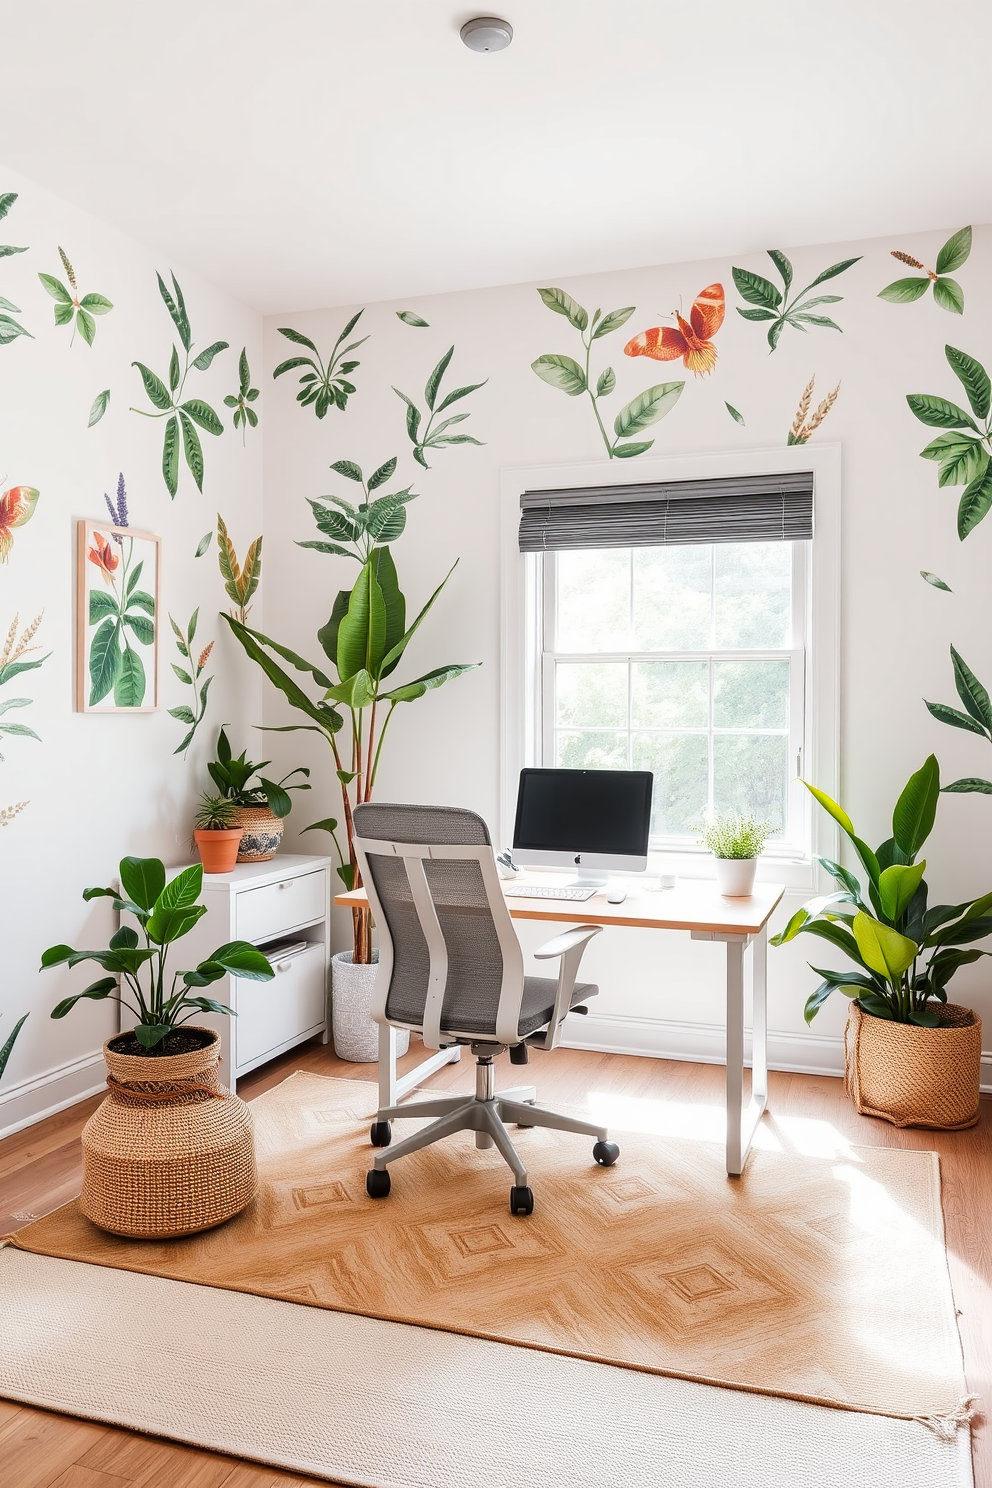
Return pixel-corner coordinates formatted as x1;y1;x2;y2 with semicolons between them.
500;445;841;893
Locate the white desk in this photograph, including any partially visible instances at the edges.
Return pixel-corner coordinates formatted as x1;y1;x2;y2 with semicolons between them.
334;878;784;1176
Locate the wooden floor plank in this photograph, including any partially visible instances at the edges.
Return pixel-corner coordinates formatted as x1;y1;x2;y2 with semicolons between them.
46;1465;133;1488
2;1039;989;1487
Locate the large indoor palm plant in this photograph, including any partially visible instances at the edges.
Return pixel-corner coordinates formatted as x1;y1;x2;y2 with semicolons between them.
224;471;477;962
772;755;987;1126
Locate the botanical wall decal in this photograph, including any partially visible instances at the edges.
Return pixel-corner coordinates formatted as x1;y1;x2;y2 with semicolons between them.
298;456;416;562
624;284;725;376
787;376;840;445
732;250;861;351
397;310;429;327
925;647;992;794
217;513;261;623
0;193;30;346
272;311;366;420
225;348;259;442
393;347;486;468
725;401;745;424
0;485;39;562
532;287;684;459
908;344;992;539
76;518;159;711
879;227;971;314
0;800;27;827
131;272;229;498
195;529;212;558
88;389;110;427
0;613;49;759
168;609;213;755
104;471;128;531
38;247;113;346
921;571;952;592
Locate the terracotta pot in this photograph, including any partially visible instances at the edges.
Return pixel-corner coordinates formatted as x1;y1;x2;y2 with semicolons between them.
233;804;285;862
194;827;243;874
714;857;757;896
844;1000;982;1129
80;1029;256;1238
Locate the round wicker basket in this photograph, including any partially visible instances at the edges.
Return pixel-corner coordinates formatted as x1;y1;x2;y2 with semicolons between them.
80;1029;257;1238
844;1000;982;1130
234;805;284;862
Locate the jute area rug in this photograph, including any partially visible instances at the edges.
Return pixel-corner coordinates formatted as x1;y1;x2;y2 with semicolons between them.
0;1246;973;1488
7;1071;968;1426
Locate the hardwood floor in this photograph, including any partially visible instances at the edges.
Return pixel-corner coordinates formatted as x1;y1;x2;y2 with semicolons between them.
1;1039;989;1487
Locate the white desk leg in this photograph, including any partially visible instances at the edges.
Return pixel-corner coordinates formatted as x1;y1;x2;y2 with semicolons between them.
751;924;769;1113
377;1022;461;1113
725;937;746;1176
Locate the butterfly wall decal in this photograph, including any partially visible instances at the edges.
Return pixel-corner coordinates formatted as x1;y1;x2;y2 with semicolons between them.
624;283;725;376
0;485;40;563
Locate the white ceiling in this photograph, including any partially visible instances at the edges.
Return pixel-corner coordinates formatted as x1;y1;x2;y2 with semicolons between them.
2;0;991;315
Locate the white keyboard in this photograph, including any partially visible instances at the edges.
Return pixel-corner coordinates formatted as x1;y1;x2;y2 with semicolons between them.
504;884;597;901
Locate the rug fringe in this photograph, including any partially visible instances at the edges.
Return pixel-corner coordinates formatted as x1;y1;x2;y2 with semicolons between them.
912;1395;980;1439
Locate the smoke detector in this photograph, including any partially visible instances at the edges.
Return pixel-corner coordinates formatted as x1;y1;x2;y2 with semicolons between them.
460;16;513;52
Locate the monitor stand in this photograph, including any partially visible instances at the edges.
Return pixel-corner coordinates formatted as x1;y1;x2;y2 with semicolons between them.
569;868;607;888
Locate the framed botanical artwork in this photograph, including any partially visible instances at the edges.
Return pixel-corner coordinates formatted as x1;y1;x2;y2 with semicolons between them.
76;519;160;712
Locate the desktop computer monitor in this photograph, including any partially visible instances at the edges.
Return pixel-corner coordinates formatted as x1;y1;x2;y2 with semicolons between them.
512;768;653;884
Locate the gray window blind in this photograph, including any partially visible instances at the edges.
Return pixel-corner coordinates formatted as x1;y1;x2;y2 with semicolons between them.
518;471;814;552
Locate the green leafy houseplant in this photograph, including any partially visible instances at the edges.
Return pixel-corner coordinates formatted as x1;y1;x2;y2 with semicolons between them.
207;726;310;818
531;286;684;459
41;857;274;1051
771;756;992;1026
701;812;771;859
908;344;992;540
223;540;478;961
194;794;240;830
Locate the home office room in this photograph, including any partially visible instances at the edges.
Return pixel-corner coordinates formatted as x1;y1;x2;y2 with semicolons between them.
0;5;989;1486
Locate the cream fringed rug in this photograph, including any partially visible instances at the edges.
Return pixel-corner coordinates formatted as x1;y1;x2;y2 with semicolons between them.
0;1246;973;1488
7;1071;969;1423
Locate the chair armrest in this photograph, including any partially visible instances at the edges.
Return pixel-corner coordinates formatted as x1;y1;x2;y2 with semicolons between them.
533;925;602;959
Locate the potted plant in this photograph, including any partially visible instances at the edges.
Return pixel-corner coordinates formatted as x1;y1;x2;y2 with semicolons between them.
40;855;275;1236
0;1013;27;1084
223;471;478;1060
193;792;243;874
771;755;986;1128
701;811;770;896
207;725;310;862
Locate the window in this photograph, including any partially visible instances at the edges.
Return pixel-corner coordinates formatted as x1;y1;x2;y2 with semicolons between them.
541;540;808;853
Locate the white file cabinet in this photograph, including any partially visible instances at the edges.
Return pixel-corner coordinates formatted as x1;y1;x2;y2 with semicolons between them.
120;854;332;1083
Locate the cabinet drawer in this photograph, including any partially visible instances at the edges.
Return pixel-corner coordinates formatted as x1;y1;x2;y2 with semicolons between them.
235;944;327;1070
236;870;327;943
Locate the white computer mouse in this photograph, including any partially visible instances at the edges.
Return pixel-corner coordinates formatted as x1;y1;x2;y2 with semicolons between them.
606;888;627;904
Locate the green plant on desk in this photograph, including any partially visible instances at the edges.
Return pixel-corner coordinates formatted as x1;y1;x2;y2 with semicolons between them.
771;755;992;1026
40;856;274;1052
700;812;771;859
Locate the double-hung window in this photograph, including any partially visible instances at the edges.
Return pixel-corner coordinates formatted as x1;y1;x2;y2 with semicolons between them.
519;472;814;860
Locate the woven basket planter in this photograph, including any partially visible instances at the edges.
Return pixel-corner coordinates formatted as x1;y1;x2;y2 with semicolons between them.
80;1029;257;1238
844;1000;982;1130
234;805;284;862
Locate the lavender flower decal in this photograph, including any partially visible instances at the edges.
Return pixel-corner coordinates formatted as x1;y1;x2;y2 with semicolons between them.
104;472;129;543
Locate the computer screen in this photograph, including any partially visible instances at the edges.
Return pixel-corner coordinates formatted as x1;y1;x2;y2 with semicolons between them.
512;768;653;879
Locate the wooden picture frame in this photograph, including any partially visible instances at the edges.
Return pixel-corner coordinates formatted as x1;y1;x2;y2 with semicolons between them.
76;519;161;712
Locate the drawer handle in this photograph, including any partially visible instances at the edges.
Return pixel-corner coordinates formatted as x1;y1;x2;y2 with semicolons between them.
276;960;293;973
277;881;294;890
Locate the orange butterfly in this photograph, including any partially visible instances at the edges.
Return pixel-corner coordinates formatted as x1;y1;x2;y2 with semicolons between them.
624;283;725;376
0;485;40;563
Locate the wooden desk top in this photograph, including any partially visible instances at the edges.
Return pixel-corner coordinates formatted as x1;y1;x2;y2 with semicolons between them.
334;877;785;937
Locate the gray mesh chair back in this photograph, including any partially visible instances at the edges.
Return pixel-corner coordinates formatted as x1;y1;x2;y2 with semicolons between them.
352;802;524;1045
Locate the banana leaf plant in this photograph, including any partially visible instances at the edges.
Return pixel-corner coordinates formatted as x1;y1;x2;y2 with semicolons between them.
41;857;274;1051
223;546;478;961
771;756;992;1026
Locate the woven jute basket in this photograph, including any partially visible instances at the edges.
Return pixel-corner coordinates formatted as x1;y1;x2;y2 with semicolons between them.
234;804;284;862
844;1000;982;1130
80;1029;257;1238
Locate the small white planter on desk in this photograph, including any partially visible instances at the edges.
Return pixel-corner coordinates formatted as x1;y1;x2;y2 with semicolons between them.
119;854;332;1082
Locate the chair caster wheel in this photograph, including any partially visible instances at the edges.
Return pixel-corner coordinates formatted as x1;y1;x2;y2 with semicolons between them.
509;1185;534;1216
366;1168;391;1199
370;1121;392;1147
593;1140;620;1167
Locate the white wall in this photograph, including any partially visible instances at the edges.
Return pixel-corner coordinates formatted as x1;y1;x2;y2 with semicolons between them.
0;164;263;1135
262;227;992;1088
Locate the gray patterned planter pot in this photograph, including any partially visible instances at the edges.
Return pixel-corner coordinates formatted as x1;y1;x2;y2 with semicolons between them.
331;950;410;1063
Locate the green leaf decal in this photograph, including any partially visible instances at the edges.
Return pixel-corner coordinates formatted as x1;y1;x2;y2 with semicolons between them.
195;530;212;558
591;306;635;339
906;393;978;431
89;590;118;624
920;571;952;591
179;411;204;492
613;382;684;437
180;398;224;436
732;267;782;309
596;367;616;397
537;287;588;330
767;249;793;294
950;647;992;729
133;362;172;412
162;415;180;498
612;440;655;458
124;613;155;646
933;278;964;315
725;401;744;425
114;645;146;707
919;432;988;488
38;273;71;303
957;467;992;540
531;353;587;396
936;226;971;276
397;310;429;327
191;340;229;371
425;347;454;411
88;619;122;705
878;277;930;304
88;389;110;427
945;345;991;420
806;257;862;288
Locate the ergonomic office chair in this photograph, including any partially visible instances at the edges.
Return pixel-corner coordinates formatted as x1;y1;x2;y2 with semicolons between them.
352;802;620;1215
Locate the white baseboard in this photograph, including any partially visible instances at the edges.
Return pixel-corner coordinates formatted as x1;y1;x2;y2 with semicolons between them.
562;1012;992;1094
0;1052;106;1140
